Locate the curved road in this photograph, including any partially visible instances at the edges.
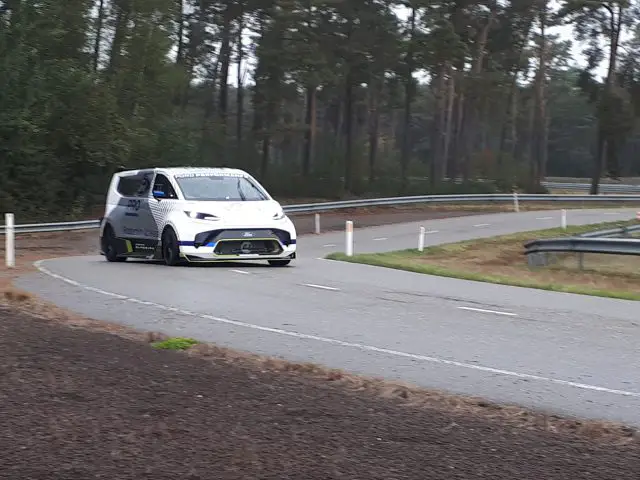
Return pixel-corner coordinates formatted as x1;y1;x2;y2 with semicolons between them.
15;208;640;427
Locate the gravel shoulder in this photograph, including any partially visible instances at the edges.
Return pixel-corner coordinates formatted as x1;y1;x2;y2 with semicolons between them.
1;304;639;479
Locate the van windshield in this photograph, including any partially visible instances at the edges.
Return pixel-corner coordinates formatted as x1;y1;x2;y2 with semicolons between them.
174;174;268;201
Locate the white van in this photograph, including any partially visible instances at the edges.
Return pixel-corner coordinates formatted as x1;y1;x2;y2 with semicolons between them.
99;167;297;266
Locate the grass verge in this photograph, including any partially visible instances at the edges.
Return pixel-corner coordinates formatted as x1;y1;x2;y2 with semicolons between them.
326;220;640;301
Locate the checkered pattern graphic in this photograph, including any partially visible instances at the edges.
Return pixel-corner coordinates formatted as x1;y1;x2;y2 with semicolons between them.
148;199;179;239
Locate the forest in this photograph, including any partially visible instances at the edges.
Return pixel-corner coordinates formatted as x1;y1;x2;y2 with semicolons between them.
1;0;640;219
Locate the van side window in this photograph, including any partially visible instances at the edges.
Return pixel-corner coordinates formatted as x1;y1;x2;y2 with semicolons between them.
152;174;178;199
116;173;152;197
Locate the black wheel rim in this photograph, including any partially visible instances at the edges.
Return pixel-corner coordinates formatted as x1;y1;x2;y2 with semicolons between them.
105;230;114;257
164;234;175;262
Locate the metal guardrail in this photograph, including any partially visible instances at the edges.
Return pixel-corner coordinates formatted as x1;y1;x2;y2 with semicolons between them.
541;182;640;192
578;224;640;238
439;178;640;192
0;219;101;235
525;237;640;261
283;193;640;213
524;223;640;267
2;192;640;235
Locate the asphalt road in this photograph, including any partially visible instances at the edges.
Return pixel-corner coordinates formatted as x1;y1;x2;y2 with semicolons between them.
14;207;640;426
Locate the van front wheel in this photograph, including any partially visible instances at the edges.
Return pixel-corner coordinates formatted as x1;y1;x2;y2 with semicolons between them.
162;228;182;266
268;259;291;267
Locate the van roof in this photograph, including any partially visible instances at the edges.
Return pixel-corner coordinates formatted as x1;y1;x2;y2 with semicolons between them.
116;167;248;177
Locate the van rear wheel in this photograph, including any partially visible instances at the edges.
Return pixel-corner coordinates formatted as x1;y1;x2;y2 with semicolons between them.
103;226;126;263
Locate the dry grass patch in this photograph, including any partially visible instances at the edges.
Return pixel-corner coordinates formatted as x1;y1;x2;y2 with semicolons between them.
327;220;640;301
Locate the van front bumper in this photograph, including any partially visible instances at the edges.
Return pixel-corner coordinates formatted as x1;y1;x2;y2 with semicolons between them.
177;227;297;262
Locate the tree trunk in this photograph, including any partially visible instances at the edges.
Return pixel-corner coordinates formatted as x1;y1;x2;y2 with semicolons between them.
541;110;549;179
108;2;130;75
344;77;354;193
460;9;495;180
441;66;456;180
368;81;381;183
525;95;535;181
236;13;244;150
260;136;270;178
532;1;548;189
509;88;518;162
217;7;232;149
450;86;465;180
496;12;535;167
92;0;105;71
202;53;220;120
591;3;623;194
400;7;416;191
175;0;184;64
430;65;446;186
302;86;317;177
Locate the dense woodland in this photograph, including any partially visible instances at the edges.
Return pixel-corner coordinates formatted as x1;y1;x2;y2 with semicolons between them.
1;0;640;219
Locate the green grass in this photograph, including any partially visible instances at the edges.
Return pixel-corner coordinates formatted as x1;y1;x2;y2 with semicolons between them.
151;337;200;350
326;220;640;301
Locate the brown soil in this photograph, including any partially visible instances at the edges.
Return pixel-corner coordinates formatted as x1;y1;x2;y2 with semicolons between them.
0;304;639;479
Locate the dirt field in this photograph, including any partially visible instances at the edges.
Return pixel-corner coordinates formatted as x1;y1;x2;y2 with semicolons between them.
0;304;639;479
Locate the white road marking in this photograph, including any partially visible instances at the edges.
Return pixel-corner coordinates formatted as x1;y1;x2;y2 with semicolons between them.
536;216;552;220
230;269;250;275
33;260;640;400
322;243;337;247
457;306;517;317
302;283;340;291
473;223;490;227
373;237;388;241
604;212;621;215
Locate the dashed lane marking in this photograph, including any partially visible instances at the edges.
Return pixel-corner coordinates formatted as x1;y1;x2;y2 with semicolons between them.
33;259;640;400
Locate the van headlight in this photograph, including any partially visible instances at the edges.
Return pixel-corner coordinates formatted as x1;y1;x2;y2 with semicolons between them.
273;210;286;220
184;211;219;221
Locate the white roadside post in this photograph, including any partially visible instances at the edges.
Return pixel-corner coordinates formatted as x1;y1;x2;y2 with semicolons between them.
513;191;519;212
561;209;567;230
418;226;425;252
314;213;320;234
5;213;15;268
345;220;353;256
